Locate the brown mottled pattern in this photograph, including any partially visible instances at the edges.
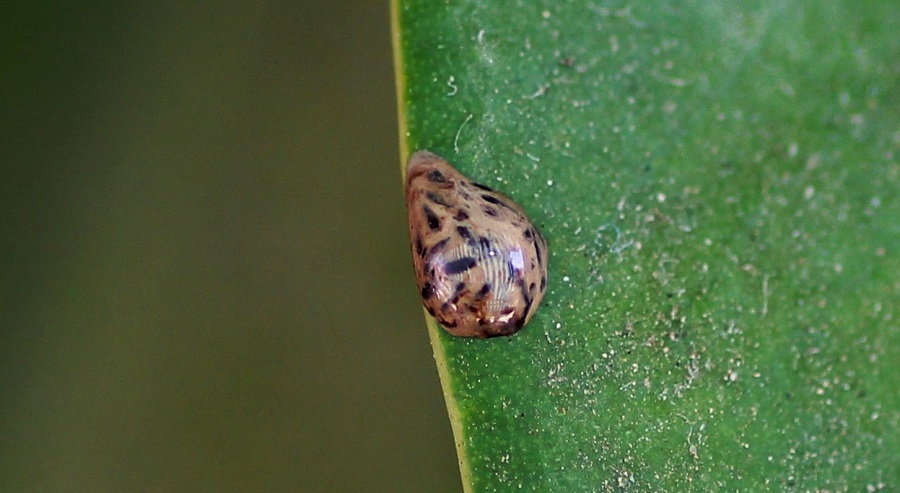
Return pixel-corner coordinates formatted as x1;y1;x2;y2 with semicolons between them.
405;150;548;338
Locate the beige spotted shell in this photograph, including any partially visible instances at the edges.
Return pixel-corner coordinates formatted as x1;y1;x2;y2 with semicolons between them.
405;150;548;338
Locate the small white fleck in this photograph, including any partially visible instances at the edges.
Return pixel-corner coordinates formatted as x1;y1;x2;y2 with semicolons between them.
656;193;666;202
541;10;551;18
725;369;738;382
804;186;815;200
562;276;570;282
546;180;554;187
788;143;799;157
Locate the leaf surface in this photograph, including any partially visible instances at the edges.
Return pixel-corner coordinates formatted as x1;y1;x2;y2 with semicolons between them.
393;1;899;491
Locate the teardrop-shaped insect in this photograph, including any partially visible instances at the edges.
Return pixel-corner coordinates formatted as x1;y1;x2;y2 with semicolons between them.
405;150;548;338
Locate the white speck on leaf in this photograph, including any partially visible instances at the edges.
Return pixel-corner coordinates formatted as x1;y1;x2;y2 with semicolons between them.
804;186;815;200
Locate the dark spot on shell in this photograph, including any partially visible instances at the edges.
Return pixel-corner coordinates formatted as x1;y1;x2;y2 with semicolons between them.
444;257;477;275
529;282;536;293
475;283;491;300
454;282;466;294
507;259;518;278
454;209;470;221
515;315;527;330
426;191;451;207
524;229;533;239
500;306;515;315
481;194;515;211
424;205;441;231
430;237;449;253
472;182;494;192
483;206;498;217
421;282;434;299
427;169;447;183
533;238;543;265
540;276;547;291
456;226;472;240
520;298;533;326
518;279;532;318
478;237;492;251
415;236;425;257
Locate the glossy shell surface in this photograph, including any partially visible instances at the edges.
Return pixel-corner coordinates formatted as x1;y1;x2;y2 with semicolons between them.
405;150;548;338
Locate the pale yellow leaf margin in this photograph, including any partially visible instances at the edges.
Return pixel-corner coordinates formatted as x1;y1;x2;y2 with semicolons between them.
391;1;474;492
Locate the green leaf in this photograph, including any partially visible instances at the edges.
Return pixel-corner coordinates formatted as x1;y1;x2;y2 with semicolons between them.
393;1;899;491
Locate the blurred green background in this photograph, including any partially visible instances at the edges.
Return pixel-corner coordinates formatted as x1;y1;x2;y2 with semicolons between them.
1;2;459;491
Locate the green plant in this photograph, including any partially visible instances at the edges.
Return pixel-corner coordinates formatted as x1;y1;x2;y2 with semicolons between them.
393;1;899;491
